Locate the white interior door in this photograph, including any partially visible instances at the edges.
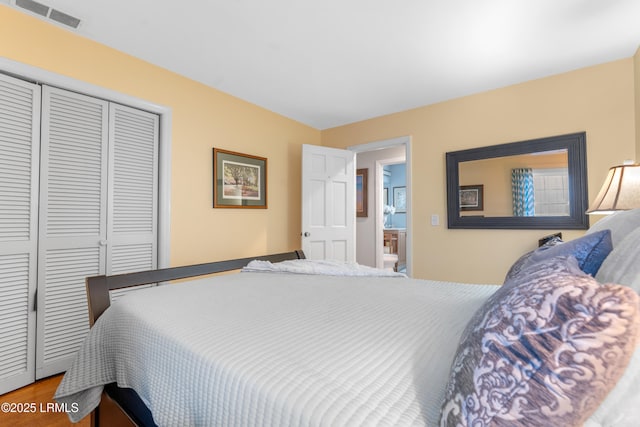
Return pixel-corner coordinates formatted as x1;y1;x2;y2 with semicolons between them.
301;144;355;261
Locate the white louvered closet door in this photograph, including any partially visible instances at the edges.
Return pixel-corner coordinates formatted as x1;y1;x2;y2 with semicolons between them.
35;88;160;378
0;74;41;395
36;87;109;378
107;103;158;300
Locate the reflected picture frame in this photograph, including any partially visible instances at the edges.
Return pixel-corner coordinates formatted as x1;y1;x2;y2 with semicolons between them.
459;185;483;211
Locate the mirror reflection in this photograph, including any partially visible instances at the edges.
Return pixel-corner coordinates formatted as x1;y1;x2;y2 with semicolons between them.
458;150;569;218
445;132;589;230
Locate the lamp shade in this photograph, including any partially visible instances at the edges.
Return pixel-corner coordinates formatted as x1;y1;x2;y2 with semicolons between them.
587;164;640;214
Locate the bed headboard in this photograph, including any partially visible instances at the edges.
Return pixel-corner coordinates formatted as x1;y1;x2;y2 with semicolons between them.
85;250;305;326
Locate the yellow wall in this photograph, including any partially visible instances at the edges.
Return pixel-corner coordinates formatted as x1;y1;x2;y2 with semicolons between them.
0;6;320;266
322;59;637;283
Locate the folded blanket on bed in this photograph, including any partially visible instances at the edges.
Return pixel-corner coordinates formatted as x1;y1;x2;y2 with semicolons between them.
242;259;407;277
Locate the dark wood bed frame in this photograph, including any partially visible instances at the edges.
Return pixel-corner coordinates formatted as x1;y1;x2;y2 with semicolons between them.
84;249;305;427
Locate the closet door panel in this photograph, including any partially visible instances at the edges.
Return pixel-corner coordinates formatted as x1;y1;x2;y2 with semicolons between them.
41;246;101;364
0;74;40;394
107;104;158;302
36;87;108;378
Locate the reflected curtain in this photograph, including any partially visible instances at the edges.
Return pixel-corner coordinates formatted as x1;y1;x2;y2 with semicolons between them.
512;168;535;216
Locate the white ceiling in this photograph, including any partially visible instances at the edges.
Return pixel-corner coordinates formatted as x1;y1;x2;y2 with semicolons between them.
10;0;640;129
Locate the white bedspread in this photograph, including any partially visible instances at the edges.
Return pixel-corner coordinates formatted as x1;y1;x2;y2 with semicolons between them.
55;273;499;426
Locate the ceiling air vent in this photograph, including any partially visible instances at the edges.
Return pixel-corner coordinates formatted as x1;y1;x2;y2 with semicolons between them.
49;9;80;28
15;0;48;17
15;0;81;29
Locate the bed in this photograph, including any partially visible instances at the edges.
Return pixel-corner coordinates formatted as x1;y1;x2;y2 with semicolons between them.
55;210;640;427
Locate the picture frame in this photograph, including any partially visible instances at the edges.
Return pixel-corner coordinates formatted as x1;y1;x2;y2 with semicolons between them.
383;187;389;206
393;186;406;213
459;184;484;211
213;148;267;208
356;168;368;217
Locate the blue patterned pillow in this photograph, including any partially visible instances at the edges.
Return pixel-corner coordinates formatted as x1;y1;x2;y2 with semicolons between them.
504;236;563;282
441;256;639;427
504;230;612;283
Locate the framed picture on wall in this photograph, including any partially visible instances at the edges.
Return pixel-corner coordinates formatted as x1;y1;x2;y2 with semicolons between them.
459;184;484;211
356;168;368;217
213;148;267;208
393;186;406;213
383;187;389;206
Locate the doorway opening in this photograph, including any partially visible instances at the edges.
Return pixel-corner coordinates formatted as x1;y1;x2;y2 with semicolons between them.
349;136;411;276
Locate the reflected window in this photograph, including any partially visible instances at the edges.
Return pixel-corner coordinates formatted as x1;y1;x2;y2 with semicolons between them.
533;168;569;216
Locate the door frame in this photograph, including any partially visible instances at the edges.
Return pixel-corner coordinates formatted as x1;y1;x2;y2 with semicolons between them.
376;156;406;270
348;136;411;276
0;58;172;268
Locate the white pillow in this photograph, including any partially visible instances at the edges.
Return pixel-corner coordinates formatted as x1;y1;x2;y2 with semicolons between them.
588;208;640;246
596;227;640;290
585;345;640;427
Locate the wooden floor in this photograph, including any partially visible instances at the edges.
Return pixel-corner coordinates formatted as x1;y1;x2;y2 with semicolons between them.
0;375;90;427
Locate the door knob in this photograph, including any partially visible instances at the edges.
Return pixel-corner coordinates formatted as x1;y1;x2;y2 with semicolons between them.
303;232;310;237
99;240;108;246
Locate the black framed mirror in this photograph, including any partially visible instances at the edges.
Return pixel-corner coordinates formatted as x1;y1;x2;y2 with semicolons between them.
446;132;589;229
